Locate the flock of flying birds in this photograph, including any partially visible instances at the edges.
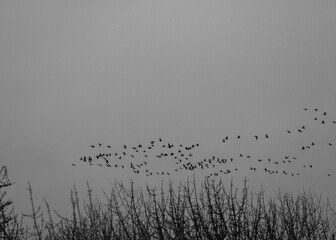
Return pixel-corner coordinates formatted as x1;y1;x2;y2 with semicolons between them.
73;108;336;178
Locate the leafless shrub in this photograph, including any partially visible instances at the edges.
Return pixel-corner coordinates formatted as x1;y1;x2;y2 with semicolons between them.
3;167;336;240
0;165;28;240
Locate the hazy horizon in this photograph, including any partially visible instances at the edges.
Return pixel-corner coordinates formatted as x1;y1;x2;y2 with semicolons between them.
1;0;336;216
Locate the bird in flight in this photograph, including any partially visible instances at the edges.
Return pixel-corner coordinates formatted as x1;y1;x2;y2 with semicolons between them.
82;107;336;179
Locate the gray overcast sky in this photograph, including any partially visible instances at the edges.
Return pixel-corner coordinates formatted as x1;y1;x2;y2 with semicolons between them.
1;0;336;215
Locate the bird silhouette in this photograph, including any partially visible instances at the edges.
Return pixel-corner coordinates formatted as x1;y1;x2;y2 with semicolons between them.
82;109;336;179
